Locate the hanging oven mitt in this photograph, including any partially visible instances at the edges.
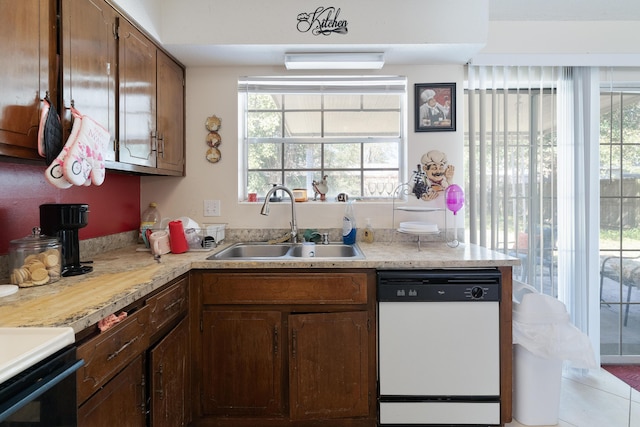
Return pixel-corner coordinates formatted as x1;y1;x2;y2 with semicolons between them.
44;112;82;189
37;96;63;166
62;111;110;186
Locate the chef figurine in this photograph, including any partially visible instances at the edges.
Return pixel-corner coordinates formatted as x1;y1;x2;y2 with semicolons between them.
419;150;455;201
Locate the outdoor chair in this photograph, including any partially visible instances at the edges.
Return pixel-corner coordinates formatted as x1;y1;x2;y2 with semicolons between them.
509;227;556;282
600;255;640;327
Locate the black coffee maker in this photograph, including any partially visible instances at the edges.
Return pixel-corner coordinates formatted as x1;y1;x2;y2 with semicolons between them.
40;203;92;276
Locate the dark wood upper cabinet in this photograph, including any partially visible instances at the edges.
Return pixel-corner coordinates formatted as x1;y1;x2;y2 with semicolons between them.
61;0;117;162
117;18;157;169
156;51;185;173
0;0;57;160
2;0;185;175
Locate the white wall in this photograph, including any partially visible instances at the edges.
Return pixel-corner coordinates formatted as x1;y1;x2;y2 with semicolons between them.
109;0;161;40
141;65;464;231
473;21;640;66
158;0;487;45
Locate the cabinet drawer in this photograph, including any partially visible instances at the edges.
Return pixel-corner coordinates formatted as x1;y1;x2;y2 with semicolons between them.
147;277;188;334
77;306;150;403
202;272;368;305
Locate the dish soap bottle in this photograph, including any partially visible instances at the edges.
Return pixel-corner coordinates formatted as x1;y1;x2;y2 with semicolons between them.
342;200;357;244
363;218;374;243
140;202;161;248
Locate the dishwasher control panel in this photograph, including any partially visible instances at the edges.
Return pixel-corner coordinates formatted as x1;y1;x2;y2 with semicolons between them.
377;269;501;302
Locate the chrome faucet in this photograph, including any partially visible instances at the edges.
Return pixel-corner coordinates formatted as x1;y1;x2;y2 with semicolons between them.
260;185;298;243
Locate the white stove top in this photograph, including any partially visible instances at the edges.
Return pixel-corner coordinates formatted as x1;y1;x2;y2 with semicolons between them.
0;327;75;385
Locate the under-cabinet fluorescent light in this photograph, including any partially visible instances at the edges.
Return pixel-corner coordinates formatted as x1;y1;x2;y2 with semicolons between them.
284;52;385;70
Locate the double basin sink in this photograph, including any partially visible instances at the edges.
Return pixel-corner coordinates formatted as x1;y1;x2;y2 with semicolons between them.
207;242;364;260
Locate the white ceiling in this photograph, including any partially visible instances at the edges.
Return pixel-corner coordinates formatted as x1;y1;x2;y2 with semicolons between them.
489;0;640;21
163;0;640;67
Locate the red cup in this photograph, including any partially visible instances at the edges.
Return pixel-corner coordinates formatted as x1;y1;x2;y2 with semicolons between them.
248;193;257;202
168;220;189;254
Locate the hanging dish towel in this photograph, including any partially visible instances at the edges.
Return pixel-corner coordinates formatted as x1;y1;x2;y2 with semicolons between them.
45;107;110;188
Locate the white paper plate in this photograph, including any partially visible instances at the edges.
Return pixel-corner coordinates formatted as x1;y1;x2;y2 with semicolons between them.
397;228;440;235
394;206;442;212
0;285;18;298
399;221;439;232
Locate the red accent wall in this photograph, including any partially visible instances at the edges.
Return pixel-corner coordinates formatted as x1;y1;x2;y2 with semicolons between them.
0;163;140;255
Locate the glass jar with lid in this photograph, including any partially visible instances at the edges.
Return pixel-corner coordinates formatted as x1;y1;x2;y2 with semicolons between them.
9;227;62;287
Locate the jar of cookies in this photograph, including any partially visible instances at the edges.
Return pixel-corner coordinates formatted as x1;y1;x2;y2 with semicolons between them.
9;227;61;287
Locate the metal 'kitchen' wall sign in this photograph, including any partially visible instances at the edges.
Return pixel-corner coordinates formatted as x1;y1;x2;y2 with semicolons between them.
296;7;348;35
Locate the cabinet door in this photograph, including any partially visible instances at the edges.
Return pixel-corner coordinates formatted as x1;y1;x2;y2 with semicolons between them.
77;306;150;404
289;311;370;420
156;51;185;174
77;354;146;427
150;317;190;427
118;18;156;168
202;310;284;416
61;0;117;162
0;0;56;159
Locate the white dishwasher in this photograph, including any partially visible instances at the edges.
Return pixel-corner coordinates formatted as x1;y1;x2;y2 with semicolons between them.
377;269;502;426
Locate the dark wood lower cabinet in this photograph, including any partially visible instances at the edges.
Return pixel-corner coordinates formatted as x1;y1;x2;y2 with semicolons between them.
191;269;377;427
202;310;284;417
76;276;190;427
78;354;146;427
289;311;369;421
150;316;190;427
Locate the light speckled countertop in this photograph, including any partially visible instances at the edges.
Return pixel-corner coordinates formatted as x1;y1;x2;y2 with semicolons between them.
0;241;518;334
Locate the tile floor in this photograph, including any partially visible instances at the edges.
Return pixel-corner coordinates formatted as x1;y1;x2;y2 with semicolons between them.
506;367;639;427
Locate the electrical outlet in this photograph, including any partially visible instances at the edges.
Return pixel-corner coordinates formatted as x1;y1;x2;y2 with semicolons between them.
204;199;221;217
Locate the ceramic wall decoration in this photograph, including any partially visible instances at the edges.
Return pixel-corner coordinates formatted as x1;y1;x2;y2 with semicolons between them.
411;149;456;201
205;115;222;163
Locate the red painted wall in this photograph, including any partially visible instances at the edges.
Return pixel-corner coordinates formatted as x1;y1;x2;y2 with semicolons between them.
0;163;140;255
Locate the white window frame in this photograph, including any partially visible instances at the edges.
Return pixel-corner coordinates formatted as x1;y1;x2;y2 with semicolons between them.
238;75;407;201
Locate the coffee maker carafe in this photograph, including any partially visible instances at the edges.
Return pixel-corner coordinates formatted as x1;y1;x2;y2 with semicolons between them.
40;203;92;276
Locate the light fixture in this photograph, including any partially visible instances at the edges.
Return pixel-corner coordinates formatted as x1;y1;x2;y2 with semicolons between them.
284;52;385;70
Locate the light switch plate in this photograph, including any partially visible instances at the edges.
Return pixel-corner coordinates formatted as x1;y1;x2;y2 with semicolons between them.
204;200;221;217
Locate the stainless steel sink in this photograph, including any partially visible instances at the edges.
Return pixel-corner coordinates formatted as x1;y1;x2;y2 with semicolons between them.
209;243;291;259
288;244;361;258
208;242;364;260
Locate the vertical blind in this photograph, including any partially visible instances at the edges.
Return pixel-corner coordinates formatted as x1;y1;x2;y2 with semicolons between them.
465;65;560;291
466;66;601;363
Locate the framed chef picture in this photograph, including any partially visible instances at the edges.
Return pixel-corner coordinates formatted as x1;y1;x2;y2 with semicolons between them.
415;83;456;132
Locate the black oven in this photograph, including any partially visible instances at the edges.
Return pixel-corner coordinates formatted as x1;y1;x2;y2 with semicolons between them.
0;346;83;427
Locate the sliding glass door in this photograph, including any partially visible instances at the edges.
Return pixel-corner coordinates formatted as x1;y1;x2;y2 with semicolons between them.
600;86;640;363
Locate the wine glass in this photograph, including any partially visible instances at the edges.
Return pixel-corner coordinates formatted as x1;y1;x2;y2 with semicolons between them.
385;181;394;197
367;181;377;197
376;181;385;196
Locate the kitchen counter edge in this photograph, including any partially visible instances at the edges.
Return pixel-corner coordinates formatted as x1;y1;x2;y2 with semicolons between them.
0;241;518;333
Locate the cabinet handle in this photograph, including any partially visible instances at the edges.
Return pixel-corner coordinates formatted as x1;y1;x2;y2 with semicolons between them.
154;364;164;400
139;372;146;414
291;329;297;359
158;133;165;158
150;131;157;152
273;325;279;355
107;336;139;361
